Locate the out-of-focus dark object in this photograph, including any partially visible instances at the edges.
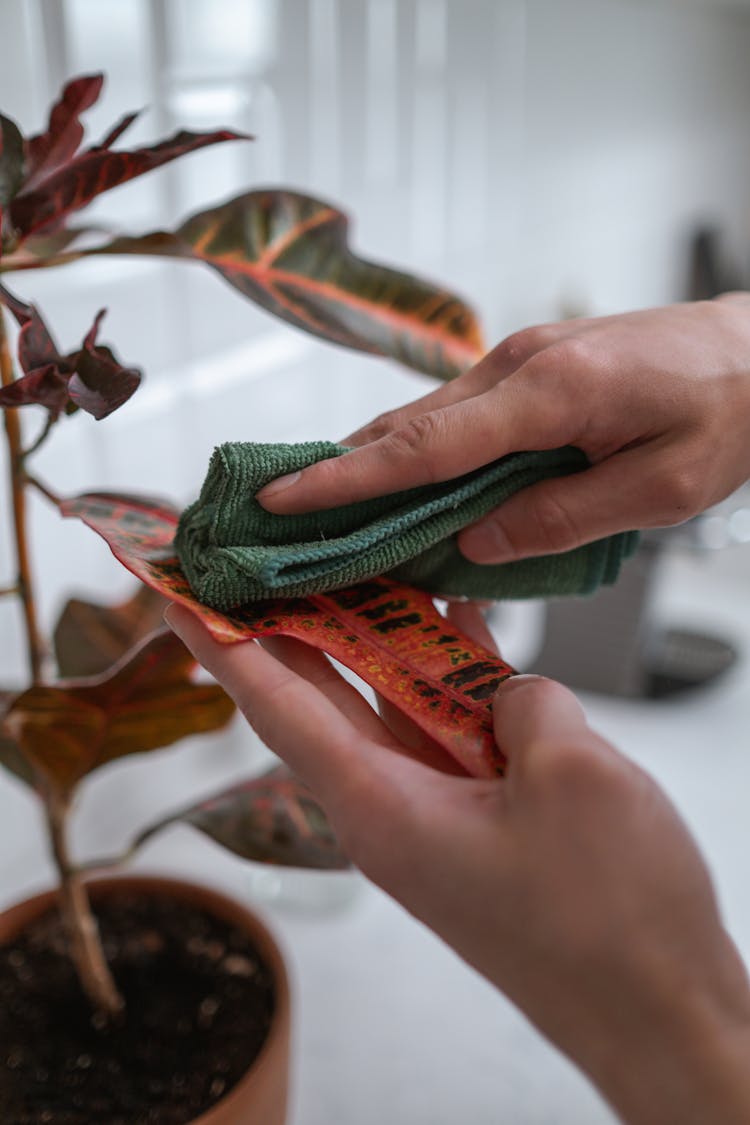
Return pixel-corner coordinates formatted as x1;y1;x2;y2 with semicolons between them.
525;483;750;699
526;534;738;699
687;226;745;300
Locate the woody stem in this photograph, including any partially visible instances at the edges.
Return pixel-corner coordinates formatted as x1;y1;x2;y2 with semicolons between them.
0;303;45;682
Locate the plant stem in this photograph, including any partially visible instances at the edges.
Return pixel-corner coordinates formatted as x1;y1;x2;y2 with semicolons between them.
24;472;61;508
44;785;125;1018
0;304;46;682
22;412;57;460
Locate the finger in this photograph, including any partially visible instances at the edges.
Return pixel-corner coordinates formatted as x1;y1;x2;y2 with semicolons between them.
164;604;421;806
458;445;663;562
375;696;469;775
443;601;500;655
342;319;582;447
491;675;633;807
257;373;571;514
258;635;399;743
493;674;589;750
342;368;491;448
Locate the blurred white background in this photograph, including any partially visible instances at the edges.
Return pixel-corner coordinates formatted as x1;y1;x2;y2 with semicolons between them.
2;2;750;1123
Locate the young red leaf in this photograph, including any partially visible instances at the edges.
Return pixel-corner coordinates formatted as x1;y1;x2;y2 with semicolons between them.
94;111;141;151
65;309;141;419
1;630;236;794
62;492;515;779
0;294;141;419
9;128;249;241
23;74;104;193
131;765;350;870
87;189;485;381
54;586;168;678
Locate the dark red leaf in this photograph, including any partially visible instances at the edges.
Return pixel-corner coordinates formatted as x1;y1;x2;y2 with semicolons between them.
13;300;60;372
63;492;516;779
0;361;70;415
66;310;142;419
94;111;141;151
24;74;104;193
10;128;250;241
0;294;141;419
0;114;25;207
1;113;25;254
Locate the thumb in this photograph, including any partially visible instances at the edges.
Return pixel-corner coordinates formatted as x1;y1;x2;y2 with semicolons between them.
492;675;624;794
458;450;650;563
492;675;589;753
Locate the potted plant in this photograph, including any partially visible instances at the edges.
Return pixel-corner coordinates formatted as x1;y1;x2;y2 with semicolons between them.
0;74;511;1123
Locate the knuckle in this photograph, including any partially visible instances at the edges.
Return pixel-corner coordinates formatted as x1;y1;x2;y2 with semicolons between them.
658;464;704;518
524;732;624;802
545;335;596;374
494;326;550;369
383;413;444;480
355;408;402;444
530;490;582;553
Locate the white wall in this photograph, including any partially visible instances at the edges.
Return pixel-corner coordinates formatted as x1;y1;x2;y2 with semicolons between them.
1;0;750;680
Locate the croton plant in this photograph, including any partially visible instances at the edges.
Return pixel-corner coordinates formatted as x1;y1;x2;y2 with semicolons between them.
0;75;514;1018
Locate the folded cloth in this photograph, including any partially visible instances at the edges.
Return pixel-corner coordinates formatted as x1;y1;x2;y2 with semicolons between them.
175;441;639;610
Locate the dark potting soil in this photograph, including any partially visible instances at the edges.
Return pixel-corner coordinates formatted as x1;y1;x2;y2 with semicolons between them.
0;891;276;1124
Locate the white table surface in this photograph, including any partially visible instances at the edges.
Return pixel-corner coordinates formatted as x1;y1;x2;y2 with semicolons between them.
1;544;748;1125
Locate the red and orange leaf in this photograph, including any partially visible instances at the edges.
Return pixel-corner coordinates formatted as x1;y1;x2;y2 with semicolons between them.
131;765;349;870
1;630;235;793
89;190;485;381
62;492;515;779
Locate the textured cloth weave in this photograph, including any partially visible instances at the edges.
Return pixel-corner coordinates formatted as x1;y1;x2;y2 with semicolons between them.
176;442;639;610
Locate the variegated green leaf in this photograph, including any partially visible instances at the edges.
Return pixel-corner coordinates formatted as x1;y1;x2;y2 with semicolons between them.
133;765;349;870
86;190;485;381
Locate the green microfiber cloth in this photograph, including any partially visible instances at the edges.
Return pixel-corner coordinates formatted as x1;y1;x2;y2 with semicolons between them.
175;441;639;610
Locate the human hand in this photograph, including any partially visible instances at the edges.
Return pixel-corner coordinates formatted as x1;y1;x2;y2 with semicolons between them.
257;295;750;564
166;601;750;1124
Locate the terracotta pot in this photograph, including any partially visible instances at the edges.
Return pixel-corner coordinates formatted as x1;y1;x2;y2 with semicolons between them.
0;874;291;1125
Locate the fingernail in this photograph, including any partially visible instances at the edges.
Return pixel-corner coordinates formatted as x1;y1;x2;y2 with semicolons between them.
257;470;301;501
460;523;515;564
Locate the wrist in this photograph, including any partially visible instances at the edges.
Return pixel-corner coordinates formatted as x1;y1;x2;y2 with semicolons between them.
582;966;750;1124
